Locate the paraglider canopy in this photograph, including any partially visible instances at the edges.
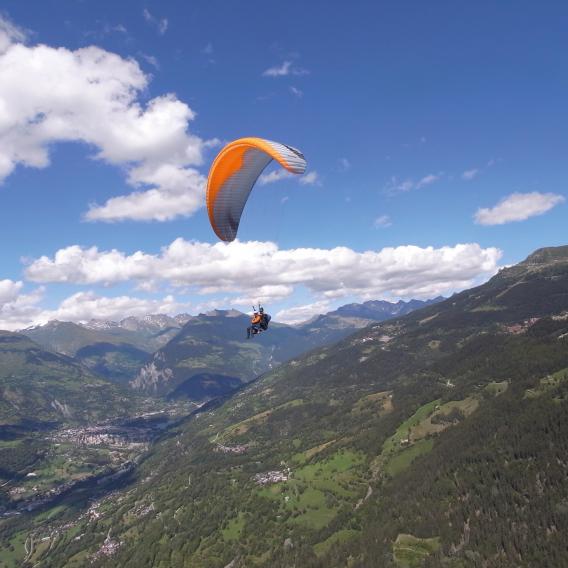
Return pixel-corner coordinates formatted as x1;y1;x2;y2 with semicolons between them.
206;137;307;242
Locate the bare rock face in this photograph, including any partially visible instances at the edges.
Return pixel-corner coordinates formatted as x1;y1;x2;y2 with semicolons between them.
51;398;73;418
131;354;174;393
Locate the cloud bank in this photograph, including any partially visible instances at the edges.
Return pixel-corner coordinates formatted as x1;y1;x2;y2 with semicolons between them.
2;239;502;330
25;240;502;301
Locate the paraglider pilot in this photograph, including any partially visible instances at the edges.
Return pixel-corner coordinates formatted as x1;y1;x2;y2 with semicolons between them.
247;305;271;339
247;310;262;339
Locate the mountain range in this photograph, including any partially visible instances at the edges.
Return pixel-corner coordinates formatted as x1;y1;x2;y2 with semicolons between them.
20;299;441;400
6;245;567;567
21;315;192;384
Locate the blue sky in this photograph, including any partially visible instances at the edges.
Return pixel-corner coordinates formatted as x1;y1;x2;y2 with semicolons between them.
0;1;566;328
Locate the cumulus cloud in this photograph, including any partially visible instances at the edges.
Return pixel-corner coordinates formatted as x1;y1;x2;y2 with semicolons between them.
86;165;206;222
262;61;309;77
0;279;23;304
38;291;182;324
0;280;45;331
25;239;502;301
0;17;210;221
233;285;294;306
0;14;26;53
143;9;168;35
0;281;185;330
474;192;565;226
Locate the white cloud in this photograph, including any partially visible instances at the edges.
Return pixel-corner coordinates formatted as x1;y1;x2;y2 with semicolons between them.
0;280;45;331
4;240;502;329
385;173;441;194
0;283;185;330
262;60;309;77
86;165;206;222
25;240;502;302
259;169;293;185
140;53;159;69
276;300;332;325
84;23;129;39
258;169;319;187
462;168;479;181
391;179;415;192
474;192;565;226
233;285;294;306
374;215;392;228
416;173;440;189
338;158;351;172
299;171;321;186
289;86;303;98
143;9;168;35
38;291;182;324
0;279;23;304
0;16;209;221
263;61;291;76
0;14;26;53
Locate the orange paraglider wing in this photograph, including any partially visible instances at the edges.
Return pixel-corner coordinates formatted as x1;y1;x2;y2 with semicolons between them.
206;137;306;242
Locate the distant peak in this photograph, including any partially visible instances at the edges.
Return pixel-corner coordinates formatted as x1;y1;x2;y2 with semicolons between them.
83;319;119;330
43;320;73;328
204;309;245;318
522;245;568;265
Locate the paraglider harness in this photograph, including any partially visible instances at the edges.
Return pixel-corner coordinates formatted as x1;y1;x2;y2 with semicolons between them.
247;304;271;339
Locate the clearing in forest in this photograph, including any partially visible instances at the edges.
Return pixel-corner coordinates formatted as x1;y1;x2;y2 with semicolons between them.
393;533;440;567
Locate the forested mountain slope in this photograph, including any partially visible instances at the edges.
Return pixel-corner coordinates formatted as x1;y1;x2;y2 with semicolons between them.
296;297;443;346
131;301;441;399
21;316;190;384
0;332;135;426
4;246;568;567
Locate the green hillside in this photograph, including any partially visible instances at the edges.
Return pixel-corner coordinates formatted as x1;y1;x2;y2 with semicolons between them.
3;246;568;567
0;332;135;426
21;321;160;385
